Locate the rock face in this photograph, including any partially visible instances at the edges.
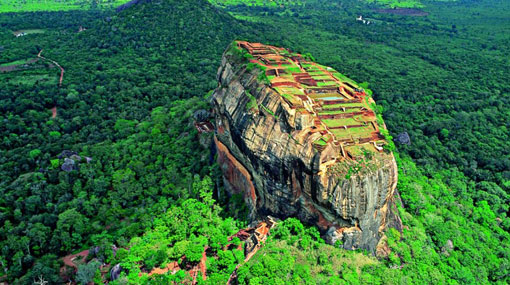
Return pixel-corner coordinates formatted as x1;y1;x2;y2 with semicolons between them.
110;264;122;281
212;41;401;252
58;150;92;172
395;132;411;145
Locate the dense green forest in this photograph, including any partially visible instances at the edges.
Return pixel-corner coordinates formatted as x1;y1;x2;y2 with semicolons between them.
212;0;510;214
0;1;258;282
0;0;508;283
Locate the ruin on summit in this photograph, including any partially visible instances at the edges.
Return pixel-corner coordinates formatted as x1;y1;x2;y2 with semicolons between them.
236;41;387;160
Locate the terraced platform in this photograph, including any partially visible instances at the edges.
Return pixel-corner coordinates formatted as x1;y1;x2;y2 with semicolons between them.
236;41;387;160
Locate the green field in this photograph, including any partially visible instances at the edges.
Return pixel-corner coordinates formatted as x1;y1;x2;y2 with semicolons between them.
0;64;59;86
209;0;301;7
366;0;456;8
0;58;32;66
12;29;46;36
209;0;455;9
0;0;131;13
367;0;425;8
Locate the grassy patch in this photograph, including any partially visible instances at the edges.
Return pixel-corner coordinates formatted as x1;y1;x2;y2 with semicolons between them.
367;0;424;8
12;29;46;36
322;118;360;127
0;67;59;86
365;0;456;8
261;104;278;119
316;81;336;87
280;93;294;101
209;0;303;7
245;90;259;112
314;137;328;146
285;66;301;73
0;58;32;66
0;0;132;13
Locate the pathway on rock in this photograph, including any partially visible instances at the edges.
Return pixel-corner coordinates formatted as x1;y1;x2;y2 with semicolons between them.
38;49;64;86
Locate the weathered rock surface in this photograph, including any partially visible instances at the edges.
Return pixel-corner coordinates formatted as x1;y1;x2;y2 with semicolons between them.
61;158;77;172
395;132;411;145
212;42;402;252
110;264;122;281
58;150;92;172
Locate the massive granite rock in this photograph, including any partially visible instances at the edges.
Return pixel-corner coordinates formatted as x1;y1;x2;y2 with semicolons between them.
212;41;402;253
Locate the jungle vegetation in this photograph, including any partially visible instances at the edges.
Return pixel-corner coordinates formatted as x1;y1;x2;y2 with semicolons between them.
0;0;508;283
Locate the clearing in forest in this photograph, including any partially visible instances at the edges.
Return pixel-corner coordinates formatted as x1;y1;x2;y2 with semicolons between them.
0;0;132;13
0;58;38;72
0;54;59;86
12;29;46;37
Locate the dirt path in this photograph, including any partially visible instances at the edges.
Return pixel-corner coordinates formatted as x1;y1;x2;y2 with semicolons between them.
199;248;207;281
148;261;180;276
62;249;89;270
60;249;89;282
145;248;207;284
38;49;64;86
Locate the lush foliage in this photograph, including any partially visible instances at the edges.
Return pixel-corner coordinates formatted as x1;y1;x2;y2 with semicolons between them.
108;189;243;284
0;0;256;282
210;0;302;7
214;0;510;216
237;154;510;284
0;0;509;283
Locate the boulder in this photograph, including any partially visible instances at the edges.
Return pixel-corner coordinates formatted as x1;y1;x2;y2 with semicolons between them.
394;132;411;145
58;150;78;159
110;264;122;281
61;158;76;172
70;154;82;161
193;109;210;122
441;239;454;256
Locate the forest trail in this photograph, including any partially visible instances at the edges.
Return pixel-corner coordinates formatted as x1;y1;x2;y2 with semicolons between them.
37;49;64;86
59;249;89;282
61;249;89;270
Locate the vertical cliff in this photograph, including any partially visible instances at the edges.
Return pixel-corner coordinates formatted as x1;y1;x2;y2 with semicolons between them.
212;41;402;253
